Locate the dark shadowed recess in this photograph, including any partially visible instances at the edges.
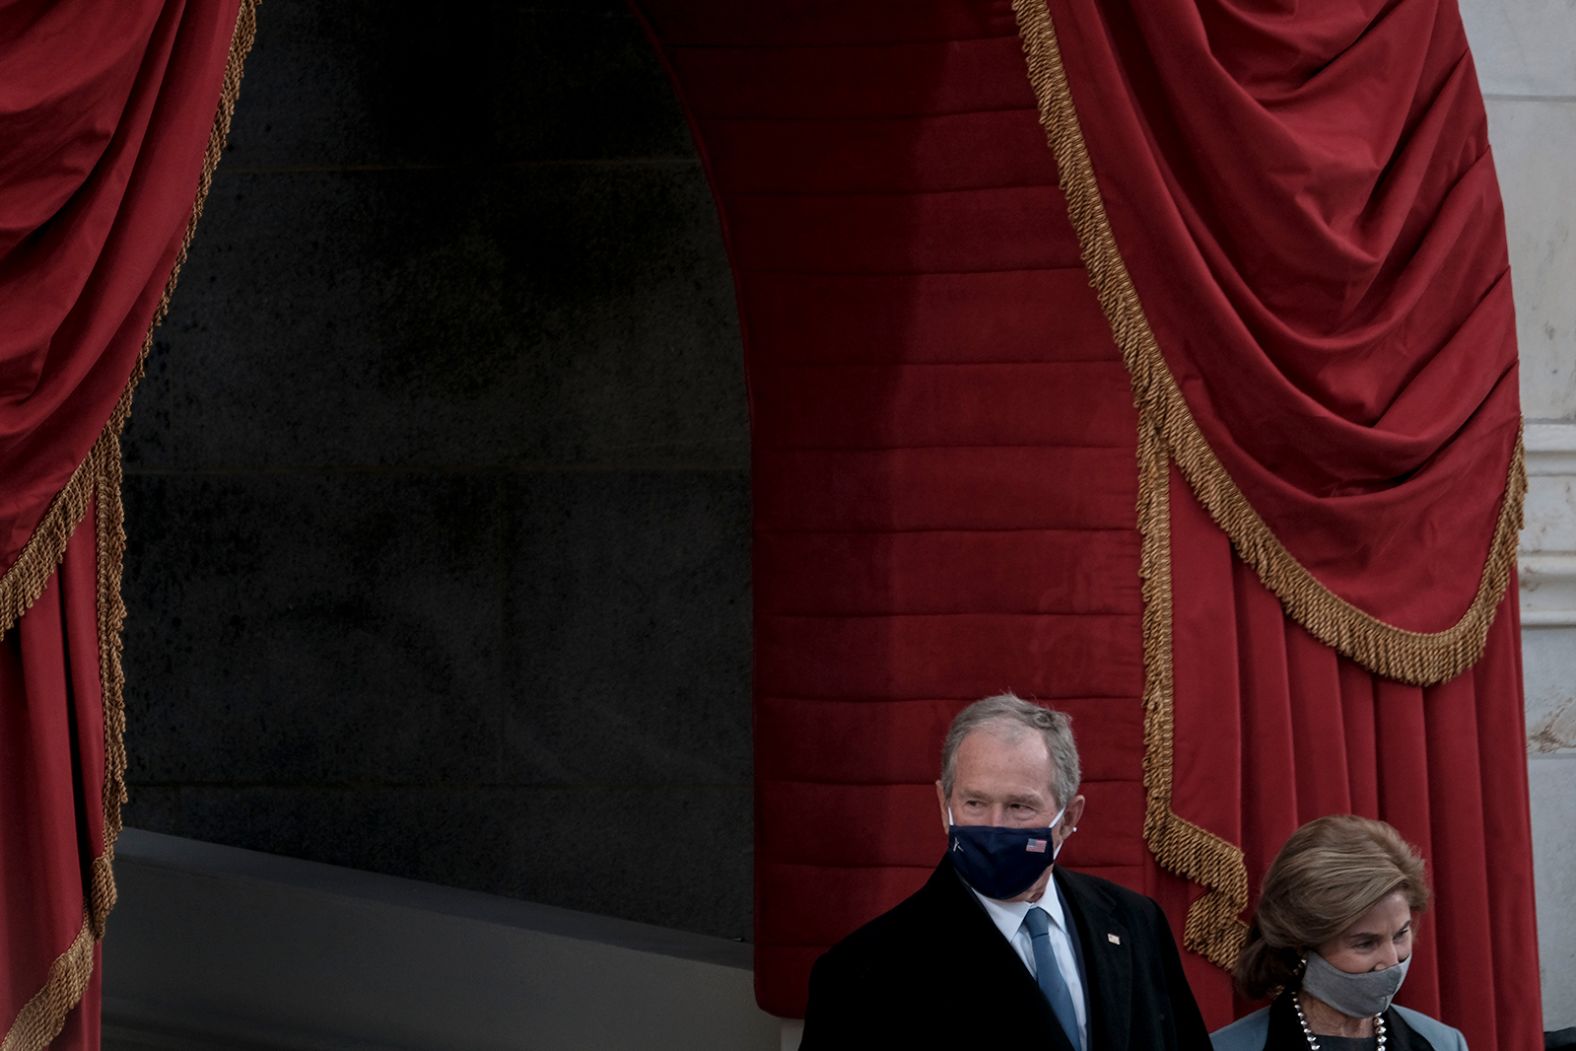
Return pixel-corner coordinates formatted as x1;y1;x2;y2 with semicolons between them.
119;0;753;940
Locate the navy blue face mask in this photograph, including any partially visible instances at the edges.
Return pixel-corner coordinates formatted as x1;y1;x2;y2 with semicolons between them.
947;805;1067;900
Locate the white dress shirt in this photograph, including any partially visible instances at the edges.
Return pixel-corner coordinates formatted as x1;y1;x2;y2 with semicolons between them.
970;882;1089;1049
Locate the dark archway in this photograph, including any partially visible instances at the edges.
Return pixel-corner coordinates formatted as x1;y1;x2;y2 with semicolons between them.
122;0;756;941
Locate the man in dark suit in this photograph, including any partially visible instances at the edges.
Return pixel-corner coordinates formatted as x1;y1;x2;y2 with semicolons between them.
800;693;1210;1050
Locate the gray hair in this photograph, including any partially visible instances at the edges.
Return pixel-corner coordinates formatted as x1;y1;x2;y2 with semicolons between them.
939;693;1081;808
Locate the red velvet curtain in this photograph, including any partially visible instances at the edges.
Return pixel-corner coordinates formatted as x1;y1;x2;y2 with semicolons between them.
1018;2;1540;1044
0;3;255;1046
636;2;1539;1049
1155;471;1540;1049
0;503;108;1051
1042;0;1521;640
1033;0;1525;671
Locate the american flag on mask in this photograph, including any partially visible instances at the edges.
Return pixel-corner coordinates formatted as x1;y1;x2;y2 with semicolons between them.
1026;839;1047;853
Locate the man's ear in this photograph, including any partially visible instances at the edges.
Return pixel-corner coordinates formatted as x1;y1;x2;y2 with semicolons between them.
1061;794;1086;838
935;780;950;836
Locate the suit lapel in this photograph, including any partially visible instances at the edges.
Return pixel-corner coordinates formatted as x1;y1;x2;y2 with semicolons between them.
925;861;1079;1051
1057;868;1133;1051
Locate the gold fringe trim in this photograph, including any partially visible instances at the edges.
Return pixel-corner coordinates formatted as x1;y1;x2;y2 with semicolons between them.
1136;422;1250;967
0;459;98;641
91;433;128;940
1007;0;1252;970
0;4;260;1047
0;917;94;1051
1007;1;1523;689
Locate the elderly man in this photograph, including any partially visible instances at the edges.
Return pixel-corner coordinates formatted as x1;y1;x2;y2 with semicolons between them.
800;693;1210;1050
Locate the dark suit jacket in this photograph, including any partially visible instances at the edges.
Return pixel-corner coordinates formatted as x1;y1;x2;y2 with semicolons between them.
800;858;1211;1050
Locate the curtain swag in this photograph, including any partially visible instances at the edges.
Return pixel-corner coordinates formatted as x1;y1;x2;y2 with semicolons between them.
1010;0;1524;969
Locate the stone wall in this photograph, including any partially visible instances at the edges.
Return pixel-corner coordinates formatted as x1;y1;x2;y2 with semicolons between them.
1461;0;1576;1029
119;1;755;940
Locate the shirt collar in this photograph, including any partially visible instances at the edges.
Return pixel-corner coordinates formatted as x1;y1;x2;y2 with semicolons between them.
969;873;1068;943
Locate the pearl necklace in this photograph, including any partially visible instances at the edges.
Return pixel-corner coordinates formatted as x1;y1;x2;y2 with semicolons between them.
1292;991;1386;1050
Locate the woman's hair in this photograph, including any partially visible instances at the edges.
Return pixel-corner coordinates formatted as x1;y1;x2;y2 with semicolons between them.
1234;815;1429;1000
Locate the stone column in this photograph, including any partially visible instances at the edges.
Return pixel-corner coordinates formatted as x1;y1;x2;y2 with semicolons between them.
1463;0;1576;1030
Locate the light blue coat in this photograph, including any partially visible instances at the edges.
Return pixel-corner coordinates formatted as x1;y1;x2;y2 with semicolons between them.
1211;1004;1468;1051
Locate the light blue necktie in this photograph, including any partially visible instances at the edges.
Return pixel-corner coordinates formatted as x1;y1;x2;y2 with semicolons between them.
1023;906;1082;1051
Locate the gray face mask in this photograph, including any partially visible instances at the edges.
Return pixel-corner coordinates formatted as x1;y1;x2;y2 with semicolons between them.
1300;951;1410;1017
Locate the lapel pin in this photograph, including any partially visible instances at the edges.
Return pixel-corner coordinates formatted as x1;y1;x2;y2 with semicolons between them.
1107;933;1121;945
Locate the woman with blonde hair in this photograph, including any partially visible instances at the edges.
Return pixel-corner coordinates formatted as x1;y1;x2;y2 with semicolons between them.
1212;815;1467;1050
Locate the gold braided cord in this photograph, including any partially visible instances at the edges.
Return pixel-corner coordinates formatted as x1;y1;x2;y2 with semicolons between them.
0;917;94;1051
1009;0;1524;690
91;432;129;941
1136;420;1251;967
0;457;97;641
0;4;260;1047
1011;0;1249;968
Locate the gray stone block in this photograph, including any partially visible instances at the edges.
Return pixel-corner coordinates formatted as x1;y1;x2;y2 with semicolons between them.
498;8;693;162
501;469;752;786
121;471;506;786
222;2;686;169
130;161;744;472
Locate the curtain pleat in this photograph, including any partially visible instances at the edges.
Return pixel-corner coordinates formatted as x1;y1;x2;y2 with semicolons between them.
1339;663;1381;816
1476;600;1539;1045
0;510;104;1049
